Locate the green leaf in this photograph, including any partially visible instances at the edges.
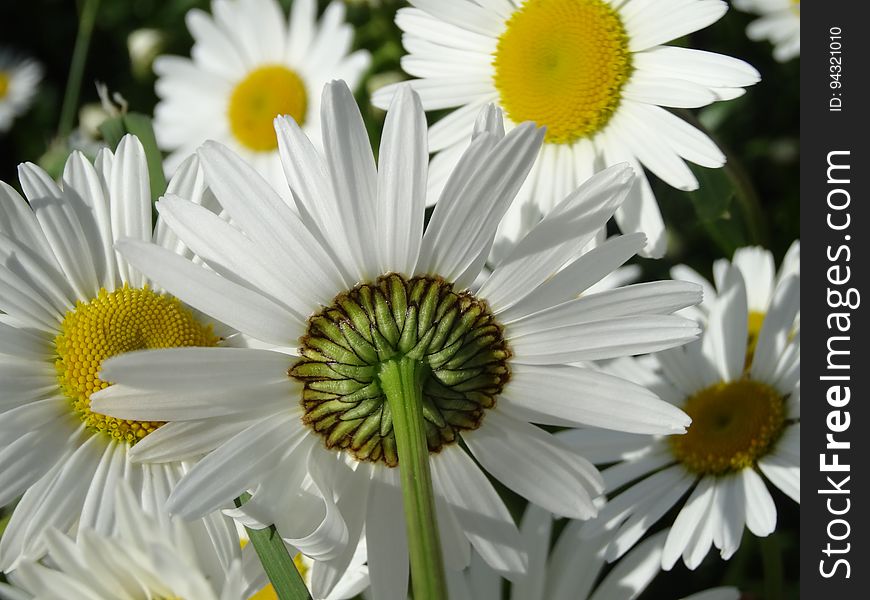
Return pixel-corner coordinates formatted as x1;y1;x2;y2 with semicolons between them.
686;164;735;223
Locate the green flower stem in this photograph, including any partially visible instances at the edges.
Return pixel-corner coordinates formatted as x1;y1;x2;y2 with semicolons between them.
234;494;312;600
724;158;770;248
59;0;101;138
379;356;448;600
761;534;784;600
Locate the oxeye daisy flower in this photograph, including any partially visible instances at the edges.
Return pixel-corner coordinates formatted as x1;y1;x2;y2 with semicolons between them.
733;0;800;62
0;136;241;571
0;482;261;600
450;504;740;600
0;50;42;133
564;263;799;569
371;0;760;258
94;81;700;599
153;0;370;191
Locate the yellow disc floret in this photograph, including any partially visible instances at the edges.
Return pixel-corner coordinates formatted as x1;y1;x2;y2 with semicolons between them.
228;65;308;152
55;285;220;444
0;71;10;99
669;379;787;476
493;0;632;144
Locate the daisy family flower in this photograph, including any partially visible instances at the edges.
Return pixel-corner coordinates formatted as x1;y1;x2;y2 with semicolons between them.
734;0;801;62
153;0;370;191
0;482;261;600
450;504;741;600
372;0;760;258
0;136;240;571
0;50;42;133
94;81;700;599
565;260;799;569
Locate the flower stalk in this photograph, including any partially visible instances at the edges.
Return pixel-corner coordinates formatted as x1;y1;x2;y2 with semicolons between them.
234;494;312;600
379;356;448;600
59;0;101;138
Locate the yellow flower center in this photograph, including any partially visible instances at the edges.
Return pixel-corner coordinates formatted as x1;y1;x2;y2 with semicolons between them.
669;379;787;475
228;65;308;152
493;0;632;144
0;71;10;100
790;0;800;15
55;285;220;444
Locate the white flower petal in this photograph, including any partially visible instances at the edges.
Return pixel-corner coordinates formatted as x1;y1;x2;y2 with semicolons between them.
18;162;100;299
430;446;526;577
751;275;800;382
365;470;410;600
701;264;748;382
419;122;543;282
464;410;603;519
662;476;715;570
502;364;690;434
167;412;300;519
116;239;303;345
376;85;427;275
510;314;700;364
99;346;290;392
742;468;777;537
320;81;380;280
480;165;634;313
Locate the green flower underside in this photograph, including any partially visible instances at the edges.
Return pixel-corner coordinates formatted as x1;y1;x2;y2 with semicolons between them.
290;274;511;466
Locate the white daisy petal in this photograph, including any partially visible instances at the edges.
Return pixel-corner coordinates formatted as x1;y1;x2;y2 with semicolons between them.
155;195;310;320
116;239;302;345
702;265;748;382
633;46;760;94
109;136;152;289
480;164;633;312
501;364;690;434
409;0;506;37
742;468;777;537
713;473;746;560
623;0;728;52
419;122;543;280
18;163;100;300
662;476;715;570
509;314;700;363
197;140;345;304
0;181;59;267
365;470;410;600
464;410;603;519
497;233;647;320
751;274;800;382
605;468;696;562
320;81;382;279
377;85;427;275
61;151;118;290
590;529;668;600
431;446;526;576
166;413;299;519
98;347;290;392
